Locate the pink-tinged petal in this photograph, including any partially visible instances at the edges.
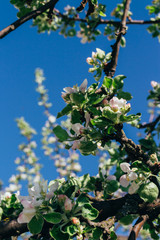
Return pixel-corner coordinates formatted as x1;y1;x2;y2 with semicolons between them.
72;140;81;150
17;208;36;224
151;81;158;88
120;163;130;173
107;175;116;181
64;197;73;211
21;199;33;208
128;172;138;181
128;182;139;195
63;87;77;94
79;79;88;93
72;123;84;136
86;57;93;65
120;175;130;188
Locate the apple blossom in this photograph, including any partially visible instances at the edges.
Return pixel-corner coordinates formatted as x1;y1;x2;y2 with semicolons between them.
77;31;88;44
71;123;84;136
48;115;56;123
151;81;158;88
119;162;139;194
109;97;131;114
64;197;73;211
86;57;94;65
17;198;36;224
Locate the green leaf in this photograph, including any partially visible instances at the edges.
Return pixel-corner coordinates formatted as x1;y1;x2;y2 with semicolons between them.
91;117;112;129
138;182;159;203
117;91;132;100
119;214;137;226
91;0;98;5
139;138;156;151
107;125;116;134
57;104;72;118
76;193;90;207
53;125;69;141
82;203;99;220
71;110;82;124
43;212;62;224
92;227;103;239
50;225;69;240
102;108;118;122
80;141;97;155
106;180;119;193
113;75;126;89
103;77;113;89
66;224;78;236
71;92;85;105
28;215;44;235
120;113;141;123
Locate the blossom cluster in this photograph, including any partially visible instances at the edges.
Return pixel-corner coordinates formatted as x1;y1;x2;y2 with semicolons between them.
18;179;59;223
119;162;139;194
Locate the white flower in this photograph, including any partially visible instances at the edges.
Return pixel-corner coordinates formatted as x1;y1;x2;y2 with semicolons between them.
92;51;97;59
120;162;138;189
120;162;130;173
151;81;158;88
72;163;81;172
17;199;36;224
48;115;56;123
86;57;93;65
128;182;139;194
109;97;130;113
64;5;72;12
71;123;84;136
48;136;56;144
45;181;59;200
77;31;88;44
17;165;26;173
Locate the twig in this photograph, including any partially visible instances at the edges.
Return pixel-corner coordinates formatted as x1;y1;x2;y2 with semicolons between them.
1;6;160;40
139;115;160;134
104;0;132;77
0;0;59;39
128;215;149;240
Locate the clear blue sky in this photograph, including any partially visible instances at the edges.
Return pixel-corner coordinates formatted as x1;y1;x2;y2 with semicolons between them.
0;1;160;191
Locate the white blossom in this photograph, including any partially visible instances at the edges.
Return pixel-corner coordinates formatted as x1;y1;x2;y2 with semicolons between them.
71;123;84;136
151;81;158;88
48;115;56;123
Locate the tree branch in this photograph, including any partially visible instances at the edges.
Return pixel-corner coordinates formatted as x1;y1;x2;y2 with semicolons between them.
139;115;160;134
1;196;160;239
0;220;28;239
0;0;59;39
128;215;149;240
104;0;131;77
1;4;160;40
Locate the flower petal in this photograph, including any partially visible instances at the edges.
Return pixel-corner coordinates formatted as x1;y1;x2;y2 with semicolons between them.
120;175;130;187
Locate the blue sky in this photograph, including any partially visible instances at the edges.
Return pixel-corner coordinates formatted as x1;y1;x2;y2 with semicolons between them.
0;1;160;191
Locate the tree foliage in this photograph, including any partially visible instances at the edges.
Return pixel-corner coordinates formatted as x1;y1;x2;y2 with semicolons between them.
0;0;160;239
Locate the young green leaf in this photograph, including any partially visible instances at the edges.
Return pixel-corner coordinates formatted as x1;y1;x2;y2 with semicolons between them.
53;125;69;141
43;212;62;224
28;215;44;235
82;203;99;220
